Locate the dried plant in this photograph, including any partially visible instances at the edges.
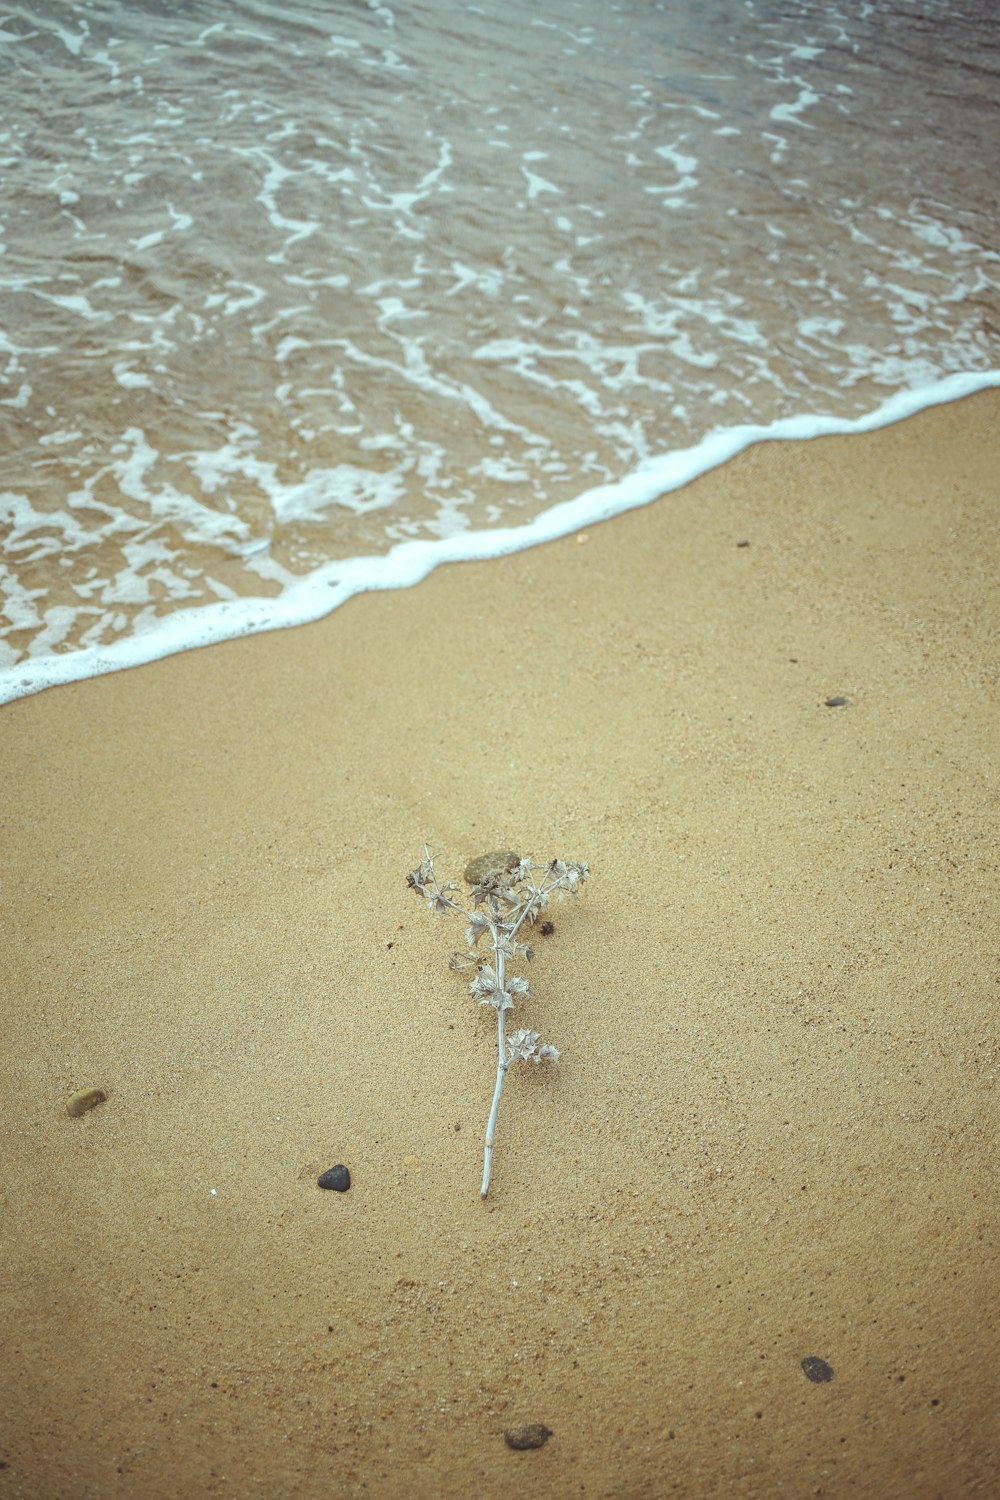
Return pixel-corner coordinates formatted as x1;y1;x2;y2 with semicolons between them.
407;847;589;1198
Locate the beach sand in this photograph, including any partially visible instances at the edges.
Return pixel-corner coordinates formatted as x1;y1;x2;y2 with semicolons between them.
2;390;997;1499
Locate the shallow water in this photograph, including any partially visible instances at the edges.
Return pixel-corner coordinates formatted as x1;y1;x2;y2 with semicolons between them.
1;0;998;697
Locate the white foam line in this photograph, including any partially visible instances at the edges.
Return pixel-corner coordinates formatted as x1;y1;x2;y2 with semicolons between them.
2;371;998;706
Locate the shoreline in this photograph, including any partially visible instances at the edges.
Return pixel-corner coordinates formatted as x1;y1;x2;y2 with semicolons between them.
4;370;999;707
3;390;997;1498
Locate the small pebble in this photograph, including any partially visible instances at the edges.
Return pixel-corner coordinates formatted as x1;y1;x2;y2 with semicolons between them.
539;921;555;937
317;1165;351;1192
504;1423;553;1451
464;850;520;886
824;696;850;707
801;1356;835;1383
65;1087;107;1118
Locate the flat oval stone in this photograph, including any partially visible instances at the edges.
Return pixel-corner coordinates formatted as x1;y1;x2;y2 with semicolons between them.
504;1423;553;1451
464;850;520;886
801;1355;835;1383
65;1087;107;1118
824;696;850;707
317;1164;351;1192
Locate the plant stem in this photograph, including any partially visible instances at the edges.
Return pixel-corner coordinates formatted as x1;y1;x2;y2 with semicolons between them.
479;876;557;1198
481;1042;508;1199
480;931;508;1199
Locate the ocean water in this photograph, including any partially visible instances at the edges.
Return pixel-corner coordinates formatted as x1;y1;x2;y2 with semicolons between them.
1;0;998;702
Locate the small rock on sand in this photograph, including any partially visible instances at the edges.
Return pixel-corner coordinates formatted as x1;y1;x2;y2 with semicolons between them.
318;1165;351;1192
801;1356;835;1383
464;850;520;886
504;1424;553;1451
65;1087;107;1118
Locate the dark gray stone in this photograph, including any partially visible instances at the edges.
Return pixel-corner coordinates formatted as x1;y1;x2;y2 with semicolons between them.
318;1165;351;1192
801;1356;834;1383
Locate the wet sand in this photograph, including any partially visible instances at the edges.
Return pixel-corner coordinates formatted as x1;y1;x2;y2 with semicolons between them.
2;390;997;1499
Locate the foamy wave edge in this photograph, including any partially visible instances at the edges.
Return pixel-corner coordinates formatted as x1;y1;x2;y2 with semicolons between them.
3;371;998;705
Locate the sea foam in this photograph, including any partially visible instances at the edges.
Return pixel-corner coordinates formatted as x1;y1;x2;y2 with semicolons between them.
3;371;996;705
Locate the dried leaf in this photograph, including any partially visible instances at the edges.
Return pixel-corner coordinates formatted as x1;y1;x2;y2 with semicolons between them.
469;964;512;1009
506;1028;560;1066
466;913;491;947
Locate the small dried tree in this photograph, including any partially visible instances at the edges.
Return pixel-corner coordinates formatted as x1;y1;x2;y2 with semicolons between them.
407;848;589;1198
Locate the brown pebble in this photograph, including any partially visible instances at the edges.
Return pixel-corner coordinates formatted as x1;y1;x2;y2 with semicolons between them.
65;1087;107;1118
464;850;521;886
504;1423;553;1451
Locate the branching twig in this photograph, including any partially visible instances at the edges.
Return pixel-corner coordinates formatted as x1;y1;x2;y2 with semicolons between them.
407;847;588;1198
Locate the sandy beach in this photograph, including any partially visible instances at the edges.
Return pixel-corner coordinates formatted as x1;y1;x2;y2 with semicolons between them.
2;389;997;1499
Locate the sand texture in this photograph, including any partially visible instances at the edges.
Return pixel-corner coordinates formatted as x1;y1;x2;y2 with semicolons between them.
2;391;998;1499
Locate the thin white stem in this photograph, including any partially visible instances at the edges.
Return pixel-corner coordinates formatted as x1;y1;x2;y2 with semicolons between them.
476;866;573;1198
480;937;508;1199
480;1042;508;1199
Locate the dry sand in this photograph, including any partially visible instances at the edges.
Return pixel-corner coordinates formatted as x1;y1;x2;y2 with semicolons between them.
2;390;997;1499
